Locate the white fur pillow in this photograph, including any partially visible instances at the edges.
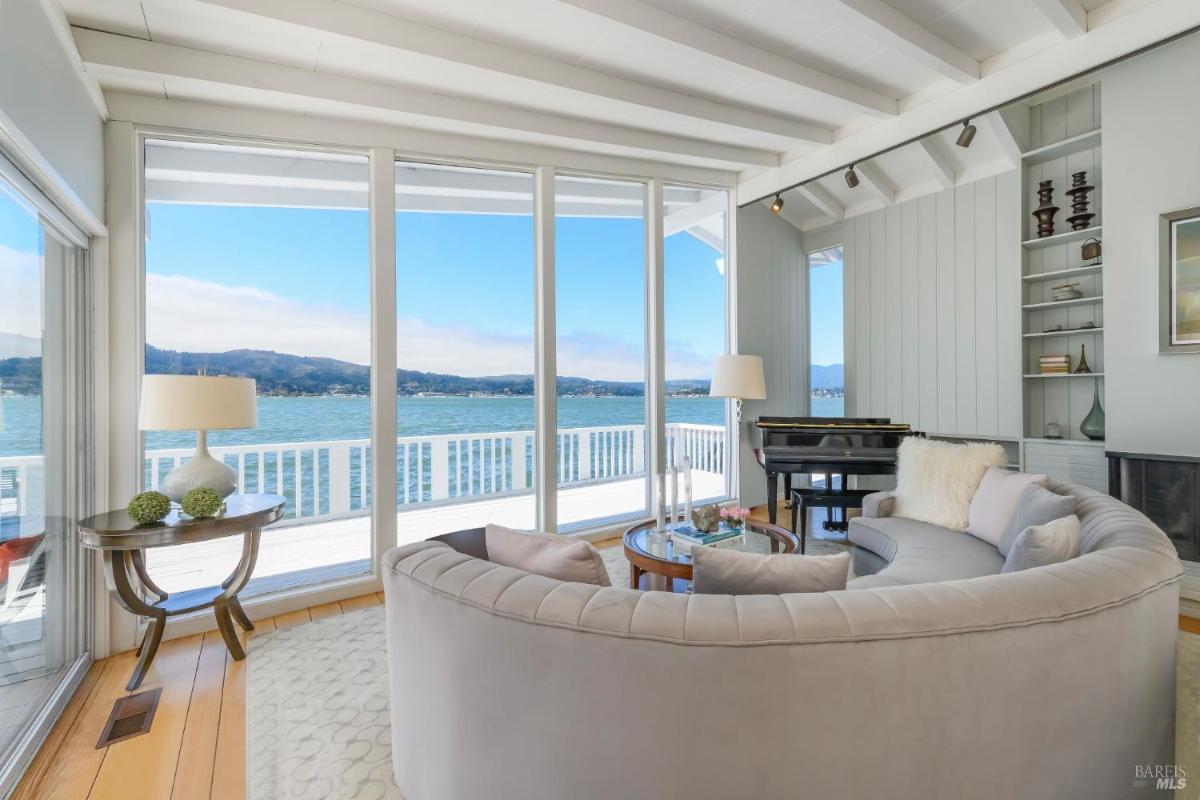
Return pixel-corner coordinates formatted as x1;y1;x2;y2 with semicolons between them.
892;438;1007;530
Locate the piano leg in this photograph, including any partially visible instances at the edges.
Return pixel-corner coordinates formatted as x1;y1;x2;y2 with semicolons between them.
783;474;793;509
766;472;779;525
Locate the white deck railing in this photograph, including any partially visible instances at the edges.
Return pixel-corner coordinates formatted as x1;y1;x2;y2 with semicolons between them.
0;424;724;526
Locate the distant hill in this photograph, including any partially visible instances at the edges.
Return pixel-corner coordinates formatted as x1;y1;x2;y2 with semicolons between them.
810;363;844;391
139;345;705;397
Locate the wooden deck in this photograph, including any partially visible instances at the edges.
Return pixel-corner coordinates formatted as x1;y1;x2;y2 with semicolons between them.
144;472;726;596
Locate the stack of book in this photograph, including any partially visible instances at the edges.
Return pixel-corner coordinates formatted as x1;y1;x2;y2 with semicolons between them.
668;522;745;549
1038;354;1072;374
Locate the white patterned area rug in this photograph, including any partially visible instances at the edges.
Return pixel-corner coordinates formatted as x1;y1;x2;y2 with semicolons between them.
246;547;1200;800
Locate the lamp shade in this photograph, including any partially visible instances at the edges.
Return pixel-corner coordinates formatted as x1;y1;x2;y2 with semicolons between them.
138;375;257;431
709;355;766;400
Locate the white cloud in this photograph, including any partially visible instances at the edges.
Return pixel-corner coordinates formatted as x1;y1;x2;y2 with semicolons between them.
147;274;714;380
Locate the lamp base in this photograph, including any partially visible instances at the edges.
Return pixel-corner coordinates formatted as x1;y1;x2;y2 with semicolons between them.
161;431;236;502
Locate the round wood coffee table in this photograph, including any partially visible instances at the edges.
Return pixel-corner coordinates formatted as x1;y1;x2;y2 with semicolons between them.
623;517;801;592
79;493;285;690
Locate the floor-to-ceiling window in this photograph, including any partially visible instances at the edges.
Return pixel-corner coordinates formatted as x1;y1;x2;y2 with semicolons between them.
0;168;89;782
394;161;535;535
664;186;730;502
808;245;845;417
555;176;648;529
142;139;372;596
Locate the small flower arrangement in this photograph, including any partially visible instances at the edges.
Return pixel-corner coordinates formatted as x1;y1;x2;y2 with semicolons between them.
720;506;751;530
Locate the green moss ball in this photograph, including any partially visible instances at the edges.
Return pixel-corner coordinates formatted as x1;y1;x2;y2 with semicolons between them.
181;487;224;519
127;491;171;525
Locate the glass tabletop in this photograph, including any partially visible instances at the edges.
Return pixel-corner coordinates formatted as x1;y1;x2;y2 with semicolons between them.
629;525;782;565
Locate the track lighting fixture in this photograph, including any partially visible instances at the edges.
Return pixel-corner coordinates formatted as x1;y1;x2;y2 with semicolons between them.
845;165;859;189
956;119;977;148
770;194;784;214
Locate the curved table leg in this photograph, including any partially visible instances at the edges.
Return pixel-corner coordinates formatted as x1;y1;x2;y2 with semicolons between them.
228;595;254;631
103;551;170;690
130;550;169;602
129;612;166;691
212;528;262;659
213;597;246;660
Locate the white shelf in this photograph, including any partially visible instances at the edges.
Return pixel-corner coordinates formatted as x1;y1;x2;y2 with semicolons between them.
1023;327;1103;339
1022;296;1102;311
1022;226;1102;250
1022;264;1102;282
1022;437;1106;448
1023;372;1105;378
1021;129;1102;165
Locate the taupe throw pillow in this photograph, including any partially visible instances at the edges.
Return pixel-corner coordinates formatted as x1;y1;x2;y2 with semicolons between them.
1002;515;1081;573
997;485;1077;558
484;524;611;586
691;547;850;595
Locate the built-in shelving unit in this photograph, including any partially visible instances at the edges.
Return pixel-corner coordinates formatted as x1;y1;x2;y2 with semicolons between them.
1016;83;1107;489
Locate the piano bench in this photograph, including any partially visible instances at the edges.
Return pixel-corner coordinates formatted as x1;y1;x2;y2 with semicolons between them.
789;487;875;553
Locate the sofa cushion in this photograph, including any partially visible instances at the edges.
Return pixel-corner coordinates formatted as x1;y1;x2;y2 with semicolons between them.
691;547;850;595
484;524;611;586
966;468;1047;546
847;515;1006;588
892;438;1007;530
1002;515;1081;573
997;485;1078;558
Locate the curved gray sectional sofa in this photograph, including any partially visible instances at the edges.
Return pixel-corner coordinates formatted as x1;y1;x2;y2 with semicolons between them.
381;481;1182;800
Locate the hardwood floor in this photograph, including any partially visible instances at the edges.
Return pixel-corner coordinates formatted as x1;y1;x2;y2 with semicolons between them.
12;594;384;800
13;515;1199;799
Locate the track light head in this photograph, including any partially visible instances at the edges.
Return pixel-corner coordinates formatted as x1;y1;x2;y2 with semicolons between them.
845;165;859;189
770;194;784;214
956;119;977;148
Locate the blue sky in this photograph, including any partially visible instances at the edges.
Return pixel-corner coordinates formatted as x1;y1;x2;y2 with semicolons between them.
809;256;844;366
144;203;729;381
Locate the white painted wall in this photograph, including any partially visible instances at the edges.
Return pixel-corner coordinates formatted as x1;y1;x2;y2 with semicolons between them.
734;203;807;507
837;173;1022;439
1102;33;1200;457
0;0;104;225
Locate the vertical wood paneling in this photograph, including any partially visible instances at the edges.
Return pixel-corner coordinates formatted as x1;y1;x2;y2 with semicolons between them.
954;186;977;435
885;205;904;416
900;200;920;425
935;189;958;432
855;217;872;415
869;211;886;415
996;171;1021;438
974;177;998;436
917;195;939;433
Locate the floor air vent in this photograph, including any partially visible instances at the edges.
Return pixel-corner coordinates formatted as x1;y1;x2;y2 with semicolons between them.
96;688;161;748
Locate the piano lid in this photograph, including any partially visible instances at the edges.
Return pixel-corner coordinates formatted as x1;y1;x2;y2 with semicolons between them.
753;416;912;432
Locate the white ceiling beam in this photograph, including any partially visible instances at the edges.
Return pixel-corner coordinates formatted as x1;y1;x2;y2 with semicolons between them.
796;183;844;221
554;0;896;119
685;226;724;251
853;162;894;205
916;139;956;189
1032;0;1088;38
982;110;1024;167
182;0;829;145
663;192;727;236
75;29;780;168
808;0;980;83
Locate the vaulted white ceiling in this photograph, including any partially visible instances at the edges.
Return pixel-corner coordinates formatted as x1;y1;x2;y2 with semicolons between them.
58;0;1200;206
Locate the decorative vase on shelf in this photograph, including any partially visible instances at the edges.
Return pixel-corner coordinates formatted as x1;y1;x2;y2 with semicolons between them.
1073;344;1093;374
1080;381;1106;441
1064;170;1096;231
1033;180;1059;238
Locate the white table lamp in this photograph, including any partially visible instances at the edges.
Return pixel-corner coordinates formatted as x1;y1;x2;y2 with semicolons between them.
139;375;257;501
710;354;766;421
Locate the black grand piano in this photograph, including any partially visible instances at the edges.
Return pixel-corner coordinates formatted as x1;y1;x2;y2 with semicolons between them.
754;416;922;537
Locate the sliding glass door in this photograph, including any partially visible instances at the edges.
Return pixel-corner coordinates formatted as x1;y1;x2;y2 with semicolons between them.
142;139;372;596
555;176;648;530
0;171;88;781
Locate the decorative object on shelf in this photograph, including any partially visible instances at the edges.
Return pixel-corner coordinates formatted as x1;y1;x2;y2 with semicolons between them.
1045;422;1063;440
1052;282;1083;301
1081;237;1102;264
1158;206;1200;353
1064;171;1096;231
1044;323;1063;333
1038;354;1072;374
1080;381;1106;440
139;374;258;502
1079;321;1097;329
1032;180;1059;238
1073;344;1093;374
719;506;751;532
181;487;224;519
710;354;766;422
691;503;721;533
126;491;171;525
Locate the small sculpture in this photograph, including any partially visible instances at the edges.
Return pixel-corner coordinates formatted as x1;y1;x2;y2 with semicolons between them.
1073;344;1093;374
127;491;171;525
1065;171;1096;231
691;503;721;533
1033;180;1059;238
181;487;224;519
1052;282;1083;301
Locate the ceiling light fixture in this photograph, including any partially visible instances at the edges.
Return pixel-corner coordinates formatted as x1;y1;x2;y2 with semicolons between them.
956;119;977;148
845;165;859;189
770;194;784;214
